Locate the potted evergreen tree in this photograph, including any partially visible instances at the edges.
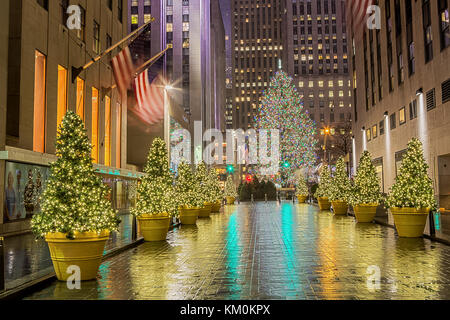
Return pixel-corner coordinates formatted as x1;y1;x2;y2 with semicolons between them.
175;162;202;225
131;138;175;241
224;175;238;205
350;151;383;223
31;111;120;281
314;165;332;210
209;168;223;213
195;161;214;218
386;138;437;237
328;157;352;215
295;175;309;203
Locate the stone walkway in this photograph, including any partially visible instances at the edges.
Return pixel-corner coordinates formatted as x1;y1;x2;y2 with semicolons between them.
24;202;450;300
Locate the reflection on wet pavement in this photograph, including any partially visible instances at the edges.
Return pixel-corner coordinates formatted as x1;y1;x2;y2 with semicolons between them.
24;202;450;300
3;213;134;290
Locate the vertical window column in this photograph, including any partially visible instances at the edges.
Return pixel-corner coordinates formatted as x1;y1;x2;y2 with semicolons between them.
76;77;85;122
105;96;111;166
56;65;68;129
91;88;99;163
33;50;47;153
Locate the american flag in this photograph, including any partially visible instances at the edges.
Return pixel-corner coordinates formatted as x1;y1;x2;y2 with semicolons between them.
111;47;134;95
131;54;166;126
346;0;373;37
111;25;151;96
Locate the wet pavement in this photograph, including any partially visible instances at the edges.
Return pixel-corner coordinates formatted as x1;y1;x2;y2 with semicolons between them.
23;202;450;300
3;213;135;290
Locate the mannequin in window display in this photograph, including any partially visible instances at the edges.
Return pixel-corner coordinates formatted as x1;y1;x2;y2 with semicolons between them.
4;171;17;221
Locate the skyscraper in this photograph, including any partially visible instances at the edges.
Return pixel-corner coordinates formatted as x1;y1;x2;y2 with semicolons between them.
231;0;284;129
128;0;226;133
283;0;354;164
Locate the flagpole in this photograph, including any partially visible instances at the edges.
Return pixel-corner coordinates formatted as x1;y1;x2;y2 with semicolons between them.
110;45;171;90
71;17;155;82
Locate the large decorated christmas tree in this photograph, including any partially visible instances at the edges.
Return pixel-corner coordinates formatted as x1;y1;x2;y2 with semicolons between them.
350;151;383;205
255;70;317;183
328;157;352;202
175;162;202;208
314;165;332;199
31;111;120;239
131;138;175;217
386;138;437;210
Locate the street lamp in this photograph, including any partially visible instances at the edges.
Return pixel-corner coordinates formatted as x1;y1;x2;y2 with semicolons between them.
323;126;332;165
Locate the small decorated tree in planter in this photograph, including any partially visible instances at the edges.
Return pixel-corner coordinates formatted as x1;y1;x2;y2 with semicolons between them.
328;157;352;215
209;168;223;212
386;138;437;237
314;165;333;210
131;138;175;241
175;162;202;224
31;111;120;281
350;151;383;223
224;175;238;205
295;175;309;203
195;161;214;217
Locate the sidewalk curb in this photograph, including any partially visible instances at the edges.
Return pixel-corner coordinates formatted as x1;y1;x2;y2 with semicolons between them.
311;202;450;246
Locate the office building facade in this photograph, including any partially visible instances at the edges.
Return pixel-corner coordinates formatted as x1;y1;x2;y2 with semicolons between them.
0;0;134;235
350;0;450;210
283;0;354;164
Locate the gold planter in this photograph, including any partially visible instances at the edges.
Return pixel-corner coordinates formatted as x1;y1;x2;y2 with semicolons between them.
354;204;378;223
226;196;236;205
391;207;429;238
211;201;222;213
45;230;110;281
138;214;170;241
179;207;199;225
297;195;307;203
199;203;213;218
332;200;348;215
318;197;331;210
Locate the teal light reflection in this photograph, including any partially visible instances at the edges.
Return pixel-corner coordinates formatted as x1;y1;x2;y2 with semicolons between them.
280;203;301;295
97;261;112;299
225;212;242;299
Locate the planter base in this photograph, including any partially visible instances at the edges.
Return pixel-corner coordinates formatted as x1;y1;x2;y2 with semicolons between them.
138;215;170;241
318;197;331;210
391;207;429;238
226;197;236;205
332;201;348;215
297;195;307;203
211;202;221;213
180;207;199;225
354;204;378;223
46;231;110;281
199;203;212;218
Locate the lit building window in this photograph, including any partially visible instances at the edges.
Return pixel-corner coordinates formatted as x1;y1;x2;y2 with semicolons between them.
105;96;111;166
91;87;99;163
76;77;85;121
116;102;122;168
33;50;47;153
57;65;68;129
